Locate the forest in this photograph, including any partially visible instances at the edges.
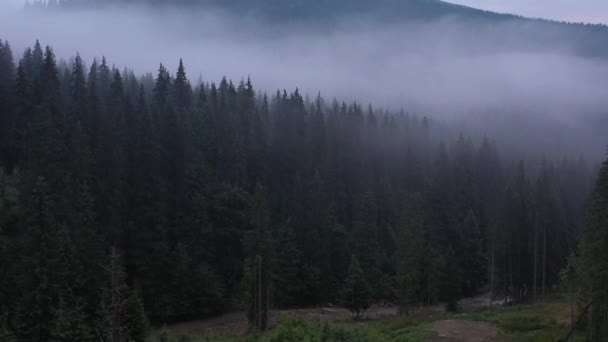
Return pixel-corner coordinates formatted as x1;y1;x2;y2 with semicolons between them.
0;36;607;341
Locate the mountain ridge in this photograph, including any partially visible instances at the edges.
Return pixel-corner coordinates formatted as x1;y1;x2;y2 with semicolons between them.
29;0;608;58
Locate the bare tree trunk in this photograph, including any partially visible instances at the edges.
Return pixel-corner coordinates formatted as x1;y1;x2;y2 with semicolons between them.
509;244;514;303
490;239;495;309
542;227;546;298
427;270;431;305
504;255;508;306
110;247;122;342
570;289;574;342
258;254;262;330
533;218;538;305
0;169;5;204
603;275;608;341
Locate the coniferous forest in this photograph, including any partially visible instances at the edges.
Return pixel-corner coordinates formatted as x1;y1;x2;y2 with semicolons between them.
0;36;607;341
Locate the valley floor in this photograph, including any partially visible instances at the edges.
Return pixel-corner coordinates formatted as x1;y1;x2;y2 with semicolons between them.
154;295;582;341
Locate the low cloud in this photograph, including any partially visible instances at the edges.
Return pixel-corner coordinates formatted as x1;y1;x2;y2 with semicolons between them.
1;3;607;158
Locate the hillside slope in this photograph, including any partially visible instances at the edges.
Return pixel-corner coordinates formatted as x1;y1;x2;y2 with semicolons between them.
44;0;608;58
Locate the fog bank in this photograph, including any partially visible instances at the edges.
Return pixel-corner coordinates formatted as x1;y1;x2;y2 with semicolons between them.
1;3;607;157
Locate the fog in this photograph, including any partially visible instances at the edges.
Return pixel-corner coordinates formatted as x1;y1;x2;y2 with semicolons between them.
1;2;607;158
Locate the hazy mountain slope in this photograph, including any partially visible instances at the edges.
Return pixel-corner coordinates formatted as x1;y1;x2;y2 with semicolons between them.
57;0;510;20
51;0;608;57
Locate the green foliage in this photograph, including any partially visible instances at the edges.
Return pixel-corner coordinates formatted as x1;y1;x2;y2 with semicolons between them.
260;318;374;342
99;248;150;342
397;193;431;313
499;315;554;333
577;153;608;340
466;302;578;341
0;39;595;339
459;210;486;296
273;223;303;308
341;256;373;318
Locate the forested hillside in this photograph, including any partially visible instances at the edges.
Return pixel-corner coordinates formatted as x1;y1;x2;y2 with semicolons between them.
24;0;608;61
0;38;600;340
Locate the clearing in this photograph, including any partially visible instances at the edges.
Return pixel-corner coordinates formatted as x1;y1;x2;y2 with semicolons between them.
429;319;499;341
155;295;580;341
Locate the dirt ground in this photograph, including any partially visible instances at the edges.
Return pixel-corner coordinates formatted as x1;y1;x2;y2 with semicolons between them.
157;293;498;338
429;320;500;342
155;305;399;336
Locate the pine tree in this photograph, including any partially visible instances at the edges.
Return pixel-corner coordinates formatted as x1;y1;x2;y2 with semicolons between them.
578;152;608;340
0;40;16;171
459;210;486;297
100;247;149;342
351;192;380;293
244;185;273;330
504;161;536;303
273;222;303;308
341;256;373;319
16;177;61;341
0;40;597;334
396;193;434;314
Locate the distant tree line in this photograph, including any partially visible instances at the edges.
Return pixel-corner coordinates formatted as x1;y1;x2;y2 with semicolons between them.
0;39;603;340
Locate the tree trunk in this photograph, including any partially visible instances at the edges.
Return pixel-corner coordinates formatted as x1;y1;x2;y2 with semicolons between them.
0;169;5;205
603;274;608;341
258;254;262;330
490;239;494;309
427;270;430;305
542;227;546;298
533;217;538;304
509;243;514;303
504;254;508;306
570;289;574;342
110;247;121;342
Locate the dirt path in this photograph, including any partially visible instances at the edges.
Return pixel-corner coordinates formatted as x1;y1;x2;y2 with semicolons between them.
429;320;500;342
155;305;397;337
156;293;498;337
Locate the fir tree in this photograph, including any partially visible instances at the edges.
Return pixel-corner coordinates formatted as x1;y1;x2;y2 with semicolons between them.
578;152;608;340
341;256;373;319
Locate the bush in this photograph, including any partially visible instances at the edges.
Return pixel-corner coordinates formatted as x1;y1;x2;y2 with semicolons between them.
261;318;375;342
499;315;554;332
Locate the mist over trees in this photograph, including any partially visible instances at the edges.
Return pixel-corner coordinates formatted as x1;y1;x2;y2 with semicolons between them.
3;0;608;164
22;0;608;58
0;37;602;339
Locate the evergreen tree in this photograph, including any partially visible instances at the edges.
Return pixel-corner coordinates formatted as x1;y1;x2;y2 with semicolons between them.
341;256;373;319
0;40;597;334
459;210;486;297
397;193;431;314
273;223;303;308
578;152;608;340
351;192;380;294
99;248;149;342
244;185;273;331
16;177;61;341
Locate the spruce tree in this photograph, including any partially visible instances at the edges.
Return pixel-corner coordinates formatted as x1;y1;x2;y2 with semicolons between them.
273;223;303;308
578;152;608;340
459;210;486;297
341;256;373;319
397;193;429;314
100;248;149;342
244;185;273;331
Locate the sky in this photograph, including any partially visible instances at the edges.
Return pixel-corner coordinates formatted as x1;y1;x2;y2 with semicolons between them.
446;0;608;24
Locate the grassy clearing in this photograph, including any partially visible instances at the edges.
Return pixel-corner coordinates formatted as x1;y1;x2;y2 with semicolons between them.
461;302;584;341
152;301;584;341
154;316;439;342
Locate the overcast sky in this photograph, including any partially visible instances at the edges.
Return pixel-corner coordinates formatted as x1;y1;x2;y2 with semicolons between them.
446;0;608;24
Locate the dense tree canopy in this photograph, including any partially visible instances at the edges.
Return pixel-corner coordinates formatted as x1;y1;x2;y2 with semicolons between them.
578;152;608;340
0;39;598;339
